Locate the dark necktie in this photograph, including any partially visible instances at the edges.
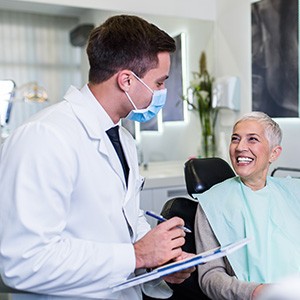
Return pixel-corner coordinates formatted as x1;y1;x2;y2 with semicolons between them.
106;126;129;186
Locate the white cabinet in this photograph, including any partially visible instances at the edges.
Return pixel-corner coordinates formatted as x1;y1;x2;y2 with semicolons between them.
139;161;190;228
140;185;189;228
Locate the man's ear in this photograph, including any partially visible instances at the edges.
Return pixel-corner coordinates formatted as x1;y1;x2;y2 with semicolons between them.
117;70;132;92
269;145;282;163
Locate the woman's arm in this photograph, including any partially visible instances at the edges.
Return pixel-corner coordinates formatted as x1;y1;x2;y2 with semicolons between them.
195;205;259;300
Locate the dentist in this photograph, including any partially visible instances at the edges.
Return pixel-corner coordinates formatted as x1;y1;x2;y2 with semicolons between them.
0;15;194;300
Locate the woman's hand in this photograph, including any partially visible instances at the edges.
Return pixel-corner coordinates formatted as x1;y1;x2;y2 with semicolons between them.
163;252;196;284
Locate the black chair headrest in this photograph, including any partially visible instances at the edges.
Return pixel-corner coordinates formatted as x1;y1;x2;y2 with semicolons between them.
184;157;235;198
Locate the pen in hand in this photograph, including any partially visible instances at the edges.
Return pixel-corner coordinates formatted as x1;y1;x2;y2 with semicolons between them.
145;210;192;233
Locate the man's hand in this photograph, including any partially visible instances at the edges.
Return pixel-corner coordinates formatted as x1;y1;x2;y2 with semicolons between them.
134;217;186;269
163;252;196;284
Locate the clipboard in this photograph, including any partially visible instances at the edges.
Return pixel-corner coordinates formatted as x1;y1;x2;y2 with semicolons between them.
111;237;251;292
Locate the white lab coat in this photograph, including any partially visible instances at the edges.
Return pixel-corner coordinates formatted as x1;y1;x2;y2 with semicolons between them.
0;86;172;300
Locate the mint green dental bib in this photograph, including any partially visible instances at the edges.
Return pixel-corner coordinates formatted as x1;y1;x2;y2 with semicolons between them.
196;176;300;283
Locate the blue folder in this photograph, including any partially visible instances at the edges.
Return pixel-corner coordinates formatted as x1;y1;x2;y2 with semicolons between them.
111;237;251;292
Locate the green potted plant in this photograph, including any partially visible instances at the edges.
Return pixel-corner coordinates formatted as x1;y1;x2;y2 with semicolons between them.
184;51;218;157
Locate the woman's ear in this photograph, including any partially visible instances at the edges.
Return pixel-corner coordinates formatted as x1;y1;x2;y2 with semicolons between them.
117;70;132;92
269;145;282;163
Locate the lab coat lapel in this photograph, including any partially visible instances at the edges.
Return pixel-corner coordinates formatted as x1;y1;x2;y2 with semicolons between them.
119;127;146;240
119;129;136;200
63;86;126;186
102;136;127;187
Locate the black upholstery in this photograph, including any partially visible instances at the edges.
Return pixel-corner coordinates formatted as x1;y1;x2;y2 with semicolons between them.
185;157;236;198
160;197;197;254
159;197;206;300
143;158;235;300
143;157;235;300
142;197;201;300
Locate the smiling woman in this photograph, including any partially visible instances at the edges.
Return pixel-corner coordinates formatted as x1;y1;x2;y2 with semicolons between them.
193;111;300;300
229;112;282;190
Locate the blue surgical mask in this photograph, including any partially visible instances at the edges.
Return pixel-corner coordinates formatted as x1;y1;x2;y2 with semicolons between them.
125;72;167;123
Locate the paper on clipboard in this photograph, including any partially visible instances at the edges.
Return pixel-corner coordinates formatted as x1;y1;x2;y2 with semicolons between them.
110;237;251;292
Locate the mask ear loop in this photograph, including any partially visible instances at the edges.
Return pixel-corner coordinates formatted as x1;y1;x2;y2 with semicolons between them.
125;91;138;110
131;72;154;94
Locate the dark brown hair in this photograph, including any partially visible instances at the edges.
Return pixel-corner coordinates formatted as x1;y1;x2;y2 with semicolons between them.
86;15;176;84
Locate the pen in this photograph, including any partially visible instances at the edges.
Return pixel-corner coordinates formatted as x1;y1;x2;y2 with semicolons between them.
145;210;192;233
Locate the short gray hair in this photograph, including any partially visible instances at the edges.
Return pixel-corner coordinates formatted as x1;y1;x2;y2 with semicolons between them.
234;111;282;148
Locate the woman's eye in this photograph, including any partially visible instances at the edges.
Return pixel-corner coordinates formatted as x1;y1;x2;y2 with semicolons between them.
249;137;259;142
231;136;239;142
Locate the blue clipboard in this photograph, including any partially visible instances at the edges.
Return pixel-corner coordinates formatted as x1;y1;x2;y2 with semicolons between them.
110;237;252;292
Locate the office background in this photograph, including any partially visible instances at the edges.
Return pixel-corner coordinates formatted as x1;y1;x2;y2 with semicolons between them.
0;0;299;173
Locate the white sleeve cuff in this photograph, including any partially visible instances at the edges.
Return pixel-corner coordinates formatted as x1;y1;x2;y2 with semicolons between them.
111;243;136;281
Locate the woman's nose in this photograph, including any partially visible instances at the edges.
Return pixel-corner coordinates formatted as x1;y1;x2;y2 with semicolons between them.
236;139;248;151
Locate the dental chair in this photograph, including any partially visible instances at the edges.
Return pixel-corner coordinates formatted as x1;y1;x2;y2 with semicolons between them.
270;166;300;178
143;157;235;300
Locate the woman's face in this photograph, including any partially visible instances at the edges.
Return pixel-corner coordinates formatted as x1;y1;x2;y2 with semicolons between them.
229;120;280;189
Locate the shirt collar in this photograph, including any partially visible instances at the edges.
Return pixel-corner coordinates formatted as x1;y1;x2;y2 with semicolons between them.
80;84;115;132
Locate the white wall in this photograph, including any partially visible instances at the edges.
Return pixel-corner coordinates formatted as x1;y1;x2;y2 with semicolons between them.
212;0;253;163
4;0;216;20
215;0;252;113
